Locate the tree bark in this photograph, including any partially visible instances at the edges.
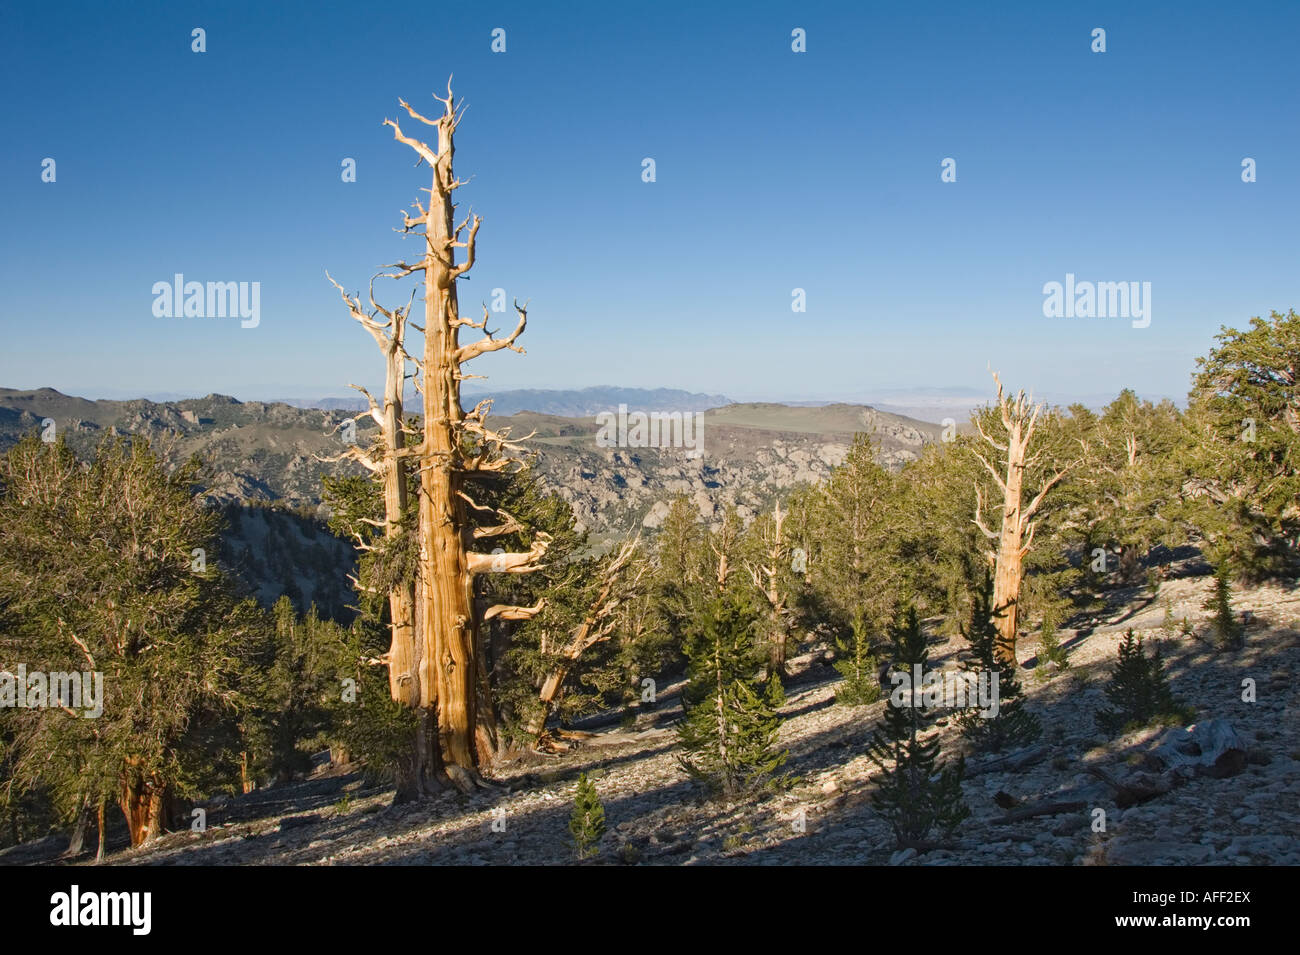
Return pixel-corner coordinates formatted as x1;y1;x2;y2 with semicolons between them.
526;539;641;741
333;84;554;792
381;85;550;786
66;793;91;857
328;249;428;796
747;503;790;681
991;443;1027;668
972;372;1072;667
95;801;105;863
119;761;165;848
393;709;440;803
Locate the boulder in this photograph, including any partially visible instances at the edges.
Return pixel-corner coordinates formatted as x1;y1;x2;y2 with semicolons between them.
1151;718;1247;778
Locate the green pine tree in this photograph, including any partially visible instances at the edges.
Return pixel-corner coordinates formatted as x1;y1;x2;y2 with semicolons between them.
764;671;786;709
0;435;273;847
956;574;1040;753
1188;310;1300;578
1036;604;1070;670
866;606;969;849
834;611;881;705
1204;562;1244;650
677;593;788;797
1095;630;1195;735
569;772;606;860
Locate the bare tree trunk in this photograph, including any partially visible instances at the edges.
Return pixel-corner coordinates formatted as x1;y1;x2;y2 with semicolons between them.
747;503;791;681
118;758;170;848
990;463;1026;667
525;540;642;742
239;751;253;794
66;793;91;857
119;764;153;848
972;371;1072;667
95;801;105;863
393;709;440;803
381;85;549;788
119;772;146;848
329;742;351;767
145;785;169;842
328;257;428;797
710;511;740;591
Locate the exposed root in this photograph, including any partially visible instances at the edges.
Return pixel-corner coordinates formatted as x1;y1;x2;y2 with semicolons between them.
532;734;572;755
442;764;501;793
443;765;479;794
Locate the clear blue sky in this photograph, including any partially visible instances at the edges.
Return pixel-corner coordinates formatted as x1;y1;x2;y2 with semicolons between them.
2;0;1297;406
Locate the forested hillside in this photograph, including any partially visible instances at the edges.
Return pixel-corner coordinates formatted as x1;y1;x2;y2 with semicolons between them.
3;295;1297;863
3;76;1297;874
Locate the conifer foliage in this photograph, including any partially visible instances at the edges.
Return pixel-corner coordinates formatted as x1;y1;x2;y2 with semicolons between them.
866;607;969;848
569;772;606;860
1035;605;1070;671
834;612;881;705
0;436;271;848
1095;630;1194;734
1204;563;1244;650
676;593;788;797
956;574;1040;753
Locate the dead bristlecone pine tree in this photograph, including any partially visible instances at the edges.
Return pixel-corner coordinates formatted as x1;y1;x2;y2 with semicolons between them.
329;82;552;796
971;370;1074;668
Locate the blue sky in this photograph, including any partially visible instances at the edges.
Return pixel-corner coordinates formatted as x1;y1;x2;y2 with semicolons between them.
2;0;1297;407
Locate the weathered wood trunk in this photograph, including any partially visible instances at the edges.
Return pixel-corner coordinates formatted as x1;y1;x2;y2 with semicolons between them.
761;576;788;679
120;774;149;847
973;372;1072;668
990;425;1027;668
239;750;253;794
378;305;430;797
382;343;419;708
754;504;790;681
525;539;642;742
66;794;91;857
393;709;440;803
119;763;166;847
146;786;168;841
411;98;477;775
329;161;427;795
527;658;577;740
353;85;552;788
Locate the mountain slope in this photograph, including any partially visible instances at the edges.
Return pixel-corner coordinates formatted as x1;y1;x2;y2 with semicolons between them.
0;387;941;540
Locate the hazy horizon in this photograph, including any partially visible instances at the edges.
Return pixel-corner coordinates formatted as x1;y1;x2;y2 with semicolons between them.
0;380;1185;419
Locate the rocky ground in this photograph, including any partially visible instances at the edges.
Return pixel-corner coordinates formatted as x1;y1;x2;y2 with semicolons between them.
10;571;1298;867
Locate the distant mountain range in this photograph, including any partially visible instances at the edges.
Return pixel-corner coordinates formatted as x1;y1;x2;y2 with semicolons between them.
57;384;1179;423
0;387;943;545
273;386;734;417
